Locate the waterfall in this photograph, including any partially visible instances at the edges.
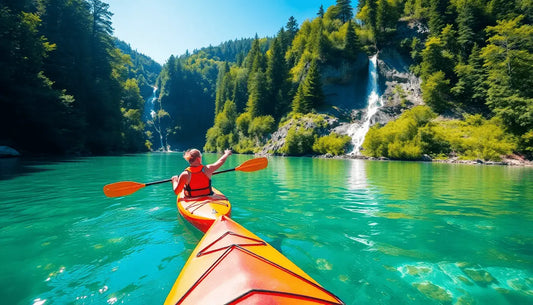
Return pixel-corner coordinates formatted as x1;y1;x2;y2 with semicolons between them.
143;86;165;150
347;54;382;155
144;86;158;122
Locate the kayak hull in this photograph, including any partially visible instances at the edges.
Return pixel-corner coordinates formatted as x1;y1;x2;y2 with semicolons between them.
164;215;344;305
177;187;231;233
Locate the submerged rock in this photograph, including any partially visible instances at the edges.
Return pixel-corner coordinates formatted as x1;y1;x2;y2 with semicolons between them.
412;282;453;303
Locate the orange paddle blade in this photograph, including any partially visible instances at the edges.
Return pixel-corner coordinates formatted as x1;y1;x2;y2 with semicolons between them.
103;181;146;197
235;157;268;172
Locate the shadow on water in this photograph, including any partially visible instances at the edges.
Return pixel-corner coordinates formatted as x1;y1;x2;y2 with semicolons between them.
0;157;86;181
0;154;146;181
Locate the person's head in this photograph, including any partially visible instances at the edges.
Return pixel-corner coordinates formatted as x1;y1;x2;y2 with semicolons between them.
183;149;202;164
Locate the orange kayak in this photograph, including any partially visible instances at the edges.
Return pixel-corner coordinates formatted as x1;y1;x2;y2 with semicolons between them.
177;187;231;233
164;215;344;305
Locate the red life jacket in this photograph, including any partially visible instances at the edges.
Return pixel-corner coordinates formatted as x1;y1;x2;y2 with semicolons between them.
184;165;213;197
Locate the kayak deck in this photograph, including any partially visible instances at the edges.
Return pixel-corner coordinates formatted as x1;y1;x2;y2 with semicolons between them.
164;215;344;305
177;187;231;233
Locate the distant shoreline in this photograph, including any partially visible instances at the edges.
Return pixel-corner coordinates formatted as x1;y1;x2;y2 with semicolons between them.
312;153;533;167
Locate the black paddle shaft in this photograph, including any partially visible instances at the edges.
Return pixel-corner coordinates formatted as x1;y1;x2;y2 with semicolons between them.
144;168;235;186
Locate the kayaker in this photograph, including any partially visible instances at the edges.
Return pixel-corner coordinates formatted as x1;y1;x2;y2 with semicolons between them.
171;148;232;197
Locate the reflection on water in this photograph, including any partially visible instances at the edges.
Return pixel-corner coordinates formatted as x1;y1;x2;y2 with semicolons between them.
1;155;532;305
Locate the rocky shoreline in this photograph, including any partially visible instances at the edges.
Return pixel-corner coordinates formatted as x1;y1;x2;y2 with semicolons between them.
313;152;533;167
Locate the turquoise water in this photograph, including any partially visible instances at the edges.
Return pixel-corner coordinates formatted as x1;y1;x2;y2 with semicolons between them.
1;153;532;305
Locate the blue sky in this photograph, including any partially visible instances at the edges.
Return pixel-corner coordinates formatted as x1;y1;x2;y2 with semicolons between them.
105;0;342;64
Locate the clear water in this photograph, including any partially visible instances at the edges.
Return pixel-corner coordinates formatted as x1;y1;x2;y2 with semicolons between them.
1;154;532;305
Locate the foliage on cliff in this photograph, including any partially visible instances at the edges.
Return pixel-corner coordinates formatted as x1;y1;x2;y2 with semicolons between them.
352;0;533;160
202;1;364;156
202;0;532;159
363;106;517;161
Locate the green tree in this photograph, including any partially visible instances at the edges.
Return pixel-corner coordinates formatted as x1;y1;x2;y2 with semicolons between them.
232;67;249;112
292;59;325;113
428;0;450;35
236;112;252;137
310;18;330;61
334;0;354;23
420;34;455;82
455;0;485;61
245;37;262;71
344;20;360;60
488;0;520;21
247;71;268;117
375;0;402;45
452;44;488;110
120;77;147;152
481;15;533;134
281;126;316;155
266;36;290;117
404;0;428;19
286;16;299;40
249;115;276;143
313;133;352;155
422;71;451;113
318;5;325;18
215;61;230;115
357;0;378;31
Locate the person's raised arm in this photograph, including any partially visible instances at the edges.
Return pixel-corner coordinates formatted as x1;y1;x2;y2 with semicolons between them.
205;149;232;174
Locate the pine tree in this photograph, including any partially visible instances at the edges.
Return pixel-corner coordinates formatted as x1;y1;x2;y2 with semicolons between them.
428;0;449;35
488;0;519;21
310;19;329;61
245;36;262;71
455;0;486;61
286;16;299;43
452;44;488;110
376;0;391;32
367;0;378;31
247;71;268;117
292;83;305;113
266;36;290;117
215;61;230;114
344;20;360;60
232;69;248;113
318;5;325;18
335;0;354;23
293;60;324;113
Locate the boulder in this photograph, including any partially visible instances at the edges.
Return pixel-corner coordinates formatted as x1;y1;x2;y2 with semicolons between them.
0;146;20;157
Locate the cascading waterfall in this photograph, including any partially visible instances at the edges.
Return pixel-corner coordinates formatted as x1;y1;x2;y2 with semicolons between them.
347;54;382;155
144;86;158;122
144;86;165;150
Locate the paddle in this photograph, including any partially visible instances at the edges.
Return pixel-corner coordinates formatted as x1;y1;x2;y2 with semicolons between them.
103;157;268;198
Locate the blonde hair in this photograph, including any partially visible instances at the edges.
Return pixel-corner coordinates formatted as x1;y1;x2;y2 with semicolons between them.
184;149;201;163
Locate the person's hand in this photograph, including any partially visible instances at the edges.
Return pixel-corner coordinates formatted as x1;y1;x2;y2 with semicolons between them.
171;175;179;183
224;149;232;156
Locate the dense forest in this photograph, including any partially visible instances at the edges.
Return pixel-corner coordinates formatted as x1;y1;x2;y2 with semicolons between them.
2;0;532;161
0;0;155;154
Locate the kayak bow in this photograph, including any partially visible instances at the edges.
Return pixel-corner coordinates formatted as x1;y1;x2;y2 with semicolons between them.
164;215;344;305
